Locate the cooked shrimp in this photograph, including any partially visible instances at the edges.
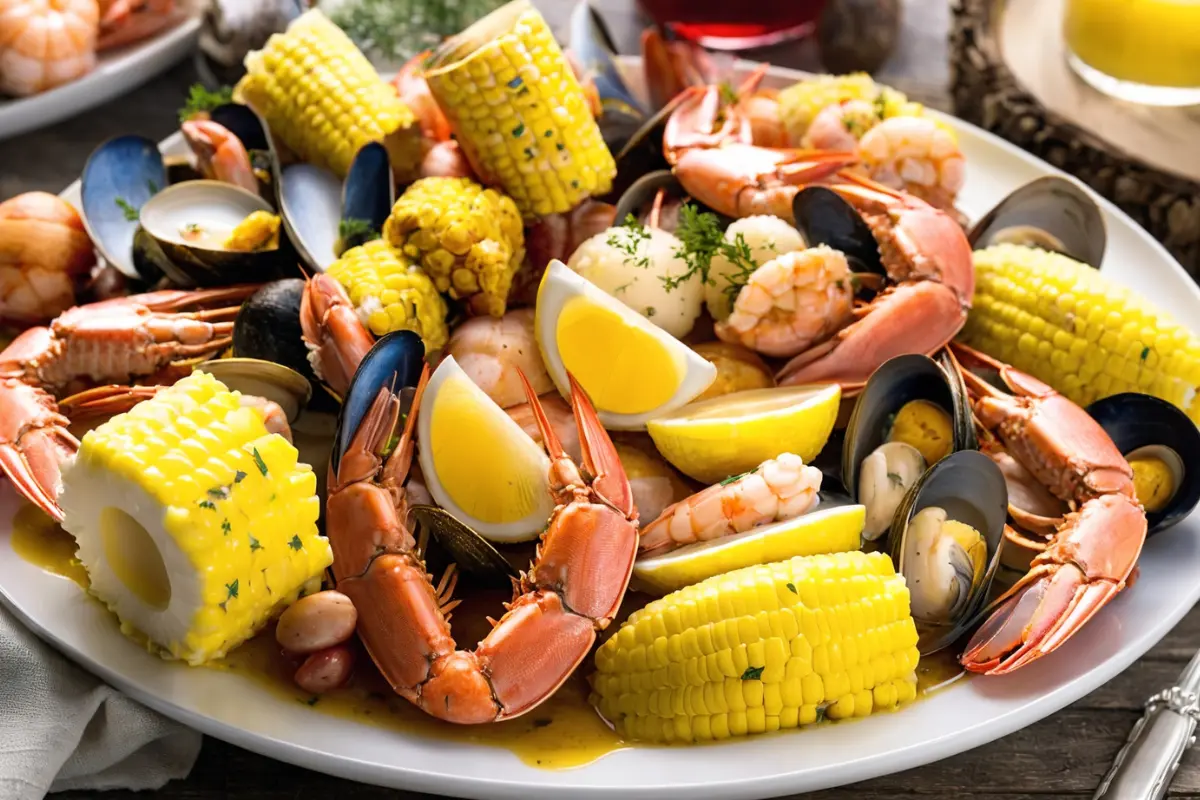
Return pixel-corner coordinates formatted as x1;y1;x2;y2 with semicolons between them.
97;0;177;52
639;453;822;555
858;116;966;208
802;99;879;151
0;0;99;97
715;246;855;358
442;308;553;408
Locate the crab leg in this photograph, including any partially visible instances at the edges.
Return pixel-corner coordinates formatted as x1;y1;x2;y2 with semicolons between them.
300;274;376;399
328;364;639;723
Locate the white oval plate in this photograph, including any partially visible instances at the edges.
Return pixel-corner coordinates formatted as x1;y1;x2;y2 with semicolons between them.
0;17;200;142
3;59;1200;800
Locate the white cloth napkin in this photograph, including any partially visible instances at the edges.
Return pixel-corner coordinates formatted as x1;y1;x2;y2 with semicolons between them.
0;604;201;800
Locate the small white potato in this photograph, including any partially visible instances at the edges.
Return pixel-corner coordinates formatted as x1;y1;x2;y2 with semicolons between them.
567;226;703;339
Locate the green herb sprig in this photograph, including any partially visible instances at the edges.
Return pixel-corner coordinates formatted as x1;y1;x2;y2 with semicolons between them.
330;0;508;65
179;83;234;122
606;214;651;269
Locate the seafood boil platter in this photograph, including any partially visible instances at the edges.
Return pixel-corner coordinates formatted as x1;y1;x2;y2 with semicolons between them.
0;2;201;141
2;2;1200;797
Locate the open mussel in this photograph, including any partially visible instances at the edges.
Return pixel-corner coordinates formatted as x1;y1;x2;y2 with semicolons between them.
888;450;1007;655
279;142;394;273
408;505;520;588
843;354;976;540
137;180;292;286
568;0;645;120
612;169;732;233
1088;392;1200;535
969;176;1106;268
792;186;886;278
80;135;168;280
207;102;279;201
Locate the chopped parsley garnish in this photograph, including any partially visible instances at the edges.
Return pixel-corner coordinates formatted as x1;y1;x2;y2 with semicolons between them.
741;665;765;681
288;535;303;551
147;179;159;194
249;535;262;552
645;306;656;317
114;197;140;221
1141;346;1151;361
720;470;752;486
234;470;247;484
815;703;830;723
512;122;525;137
198;500;216;511
786;582;798;594
612;281;633;295
605;214;651;268
306;696;320;707
208;487;229;500
219;578;239;611
338;218;381;249
221;519;232;535
669;204;759;302
252;448;268;476
718;82;739;106
178;83;234;122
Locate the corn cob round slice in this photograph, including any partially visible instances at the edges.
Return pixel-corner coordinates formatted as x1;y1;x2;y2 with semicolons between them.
59;371;330;665
384;177;524;317
776;73;923;144
234;9;423;179
591;551;920;744
960;244;1200;423
423;0;616;219
327;238;450;349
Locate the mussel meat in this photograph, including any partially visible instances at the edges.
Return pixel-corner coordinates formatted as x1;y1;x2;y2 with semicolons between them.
1088;392;1200;534
888;450;1007;654
137;180;292;286
843;354;976;540
79;135;167;280
969;176;1106;268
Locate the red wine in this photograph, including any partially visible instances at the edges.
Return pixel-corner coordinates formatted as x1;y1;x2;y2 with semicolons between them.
638;0;828;49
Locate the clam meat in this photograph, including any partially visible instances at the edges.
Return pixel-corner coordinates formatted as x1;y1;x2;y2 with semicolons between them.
859;441;926;541
902;506;987;625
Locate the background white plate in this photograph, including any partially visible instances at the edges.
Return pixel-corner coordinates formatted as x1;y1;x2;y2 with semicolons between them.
2;60;1199;800
0;17;200;142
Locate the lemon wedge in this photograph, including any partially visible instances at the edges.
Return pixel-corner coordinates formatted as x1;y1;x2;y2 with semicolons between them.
417;355;554;542
647;384;841;484
535;260;716;430
633;501;865;594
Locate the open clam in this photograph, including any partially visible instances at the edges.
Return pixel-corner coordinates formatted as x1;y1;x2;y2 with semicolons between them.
843;354;976;540
137;180;292;286
194;358;312;424
279;142;395;273
1088;392;1200;535
968;176;1106;268
887;449;1008;655
80;135;168;280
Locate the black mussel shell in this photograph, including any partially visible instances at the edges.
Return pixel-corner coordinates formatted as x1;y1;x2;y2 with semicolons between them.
842;354;976;503
130;227;172;289
568;0;645;117
339;142;394;253
233;279;321;385
792;186;885;277
598;98;680;204
165;156;203;185
969;176;1106;268
80;135;167;280
613;170;682;226
1087;393;1200;535
209;103;278;202
409;505;520;588
889;450;1008;655
331;331;426;477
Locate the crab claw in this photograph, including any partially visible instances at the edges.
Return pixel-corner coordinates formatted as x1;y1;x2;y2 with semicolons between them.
961;492;1146;674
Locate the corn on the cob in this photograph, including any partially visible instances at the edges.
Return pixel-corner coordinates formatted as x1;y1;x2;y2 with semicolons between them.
59;371;330;665
776;73;923;144
234;9;422;179
423;0;616;219
590;551;919;744
327;239;449;349
961;244;1200;423
384;177;524;317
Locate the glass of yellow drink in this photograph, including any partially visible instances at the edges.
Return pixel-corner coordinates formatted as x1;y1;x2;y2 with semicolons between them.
1063;0;1200;106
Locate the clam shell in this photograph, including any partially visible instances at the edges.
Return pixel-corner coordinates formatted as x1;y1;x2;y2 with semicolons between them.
968;176;1106;268
279;164;342;272
889;450;1008;655
1087;392;1200;535
138;180;291;287
195;358;312;423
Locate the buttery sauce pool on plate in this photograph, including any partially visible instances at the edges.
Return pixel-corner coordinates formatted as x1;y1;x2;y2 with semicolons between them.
8;504;964;768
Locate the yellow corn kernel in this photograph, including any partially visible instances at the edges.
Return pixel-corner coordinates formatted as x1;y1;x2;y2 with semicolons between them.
589;552;919;743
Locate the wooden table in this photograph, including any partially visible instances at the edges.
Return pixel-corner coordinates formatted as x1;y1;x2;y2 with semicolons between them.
5;0;1199;797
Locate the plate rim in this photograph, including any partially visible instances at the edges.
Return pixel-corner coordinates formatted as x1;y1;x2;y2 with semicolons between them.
5;56;1198;800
